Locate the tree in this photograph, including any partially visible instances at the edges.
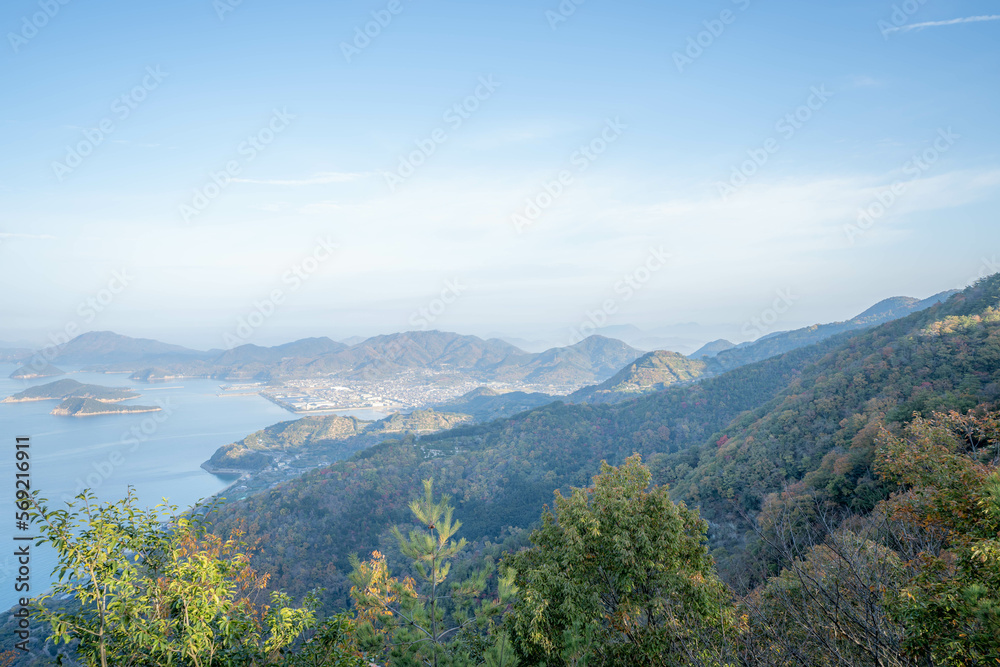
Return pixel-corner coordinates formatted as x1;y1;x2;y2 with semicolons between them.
349;479;517;667
29;488;363;667
874;411;1000;666
743;507;916;667
738;409;1000;666
504;454;732;666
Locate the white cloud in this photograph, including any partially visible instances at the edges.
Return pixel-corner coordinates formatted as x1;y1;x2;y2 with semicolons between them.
886;14;1000;33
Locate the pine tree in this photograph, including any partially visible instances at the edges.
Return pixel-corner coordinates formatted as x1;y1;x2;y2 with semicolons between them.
350;479;517;667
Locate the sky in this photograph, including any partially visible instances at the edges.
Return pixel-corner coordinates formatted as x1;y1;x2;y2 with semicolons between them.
1;0;999;351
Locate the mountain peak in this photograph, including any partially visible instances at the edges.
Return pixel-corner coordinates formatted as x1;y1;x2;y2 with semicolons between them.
690;339;736;359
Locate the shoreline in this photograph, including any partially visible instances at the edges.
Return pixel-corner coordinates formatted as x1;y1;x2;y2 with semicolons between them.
3;394;138;404
52;406;162;417
200;461;251;476
200;464;249;504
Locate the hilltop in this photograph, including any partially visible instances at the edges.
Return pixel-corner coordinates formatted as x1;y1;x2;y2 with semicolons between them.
568;350;707;404
560;291;955;406
689;339;735;358
50;331;202;364
9;363;65;379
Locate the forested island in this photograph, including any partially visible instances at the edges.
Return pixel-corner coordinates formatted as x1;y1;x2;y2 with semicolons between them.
50;396;162;417
2;378;139;403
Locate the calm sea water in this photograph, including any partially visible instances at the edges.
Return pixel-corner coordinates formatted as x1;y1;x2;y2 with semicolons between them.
0;364;386;611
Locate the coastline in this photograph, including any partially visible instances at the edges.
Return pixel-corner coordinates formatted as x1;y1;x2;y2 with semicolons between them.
200;461;251;476
3;395;136;404
200;464;249;504
51;406;162;417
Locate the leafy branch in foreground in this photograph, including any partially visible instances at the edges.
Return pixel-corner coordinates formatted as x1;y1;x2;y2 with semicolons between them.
28;488;366;667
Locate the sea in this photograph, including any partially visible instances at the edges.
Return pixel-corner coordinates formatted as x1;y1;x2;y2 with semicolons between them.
0;363;387;612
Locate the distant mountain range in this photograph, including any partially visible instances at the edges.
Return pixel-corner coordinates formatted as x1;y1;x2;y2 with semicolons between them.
557;292;957;405
689;339;736;359
0;291;954;399
12;330;642;389
700;291;956;373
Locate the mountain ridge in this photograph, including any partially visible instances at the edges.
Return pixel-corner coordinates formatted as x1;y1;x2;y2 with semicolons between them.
25;330;643;388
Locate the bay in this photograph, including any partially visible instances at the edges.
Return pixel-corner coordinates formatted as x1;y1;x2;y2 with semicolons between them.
0;363;387;611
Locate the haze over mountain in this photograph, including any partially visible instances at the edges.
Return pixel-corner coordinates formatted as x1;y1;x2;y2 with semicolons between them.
17;330;641;388
433;387;555;422
703;291;956;372
564;290;957;405
689;339;736;359
7;290;954;397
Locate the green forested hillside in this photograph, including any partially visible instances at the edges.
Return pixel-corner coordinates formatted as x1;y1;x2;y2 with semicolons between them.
208;277;1000;614
201;320;829;605
558;291;953;407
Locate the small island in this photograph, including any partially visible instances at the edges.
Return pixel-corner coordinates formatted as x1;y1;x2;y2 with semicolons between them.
2;378;140;403
9;363;66;380
51;397;162;417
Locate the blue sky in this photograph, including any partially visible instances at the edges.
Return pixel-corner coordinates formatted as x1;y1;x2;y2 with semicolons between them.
1;0;999;350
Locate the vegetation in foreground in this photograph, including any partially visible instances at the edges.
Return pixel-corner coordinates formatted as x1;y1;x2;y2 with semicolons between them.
10;405;999;665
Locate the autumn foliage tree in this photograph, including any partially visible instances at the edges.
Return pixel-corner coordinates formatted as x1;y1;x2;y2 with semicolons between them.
28;489;366;667
738;409;1000;666
875;410;1000;665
